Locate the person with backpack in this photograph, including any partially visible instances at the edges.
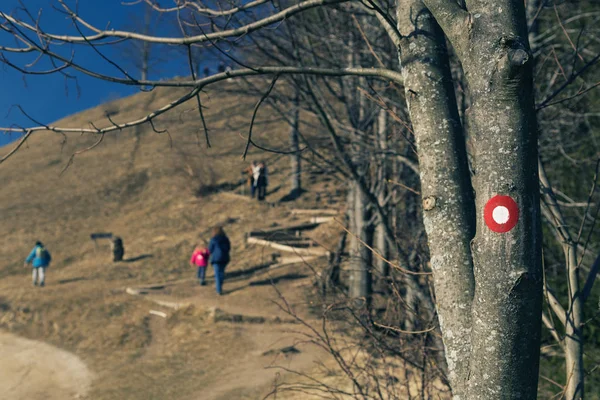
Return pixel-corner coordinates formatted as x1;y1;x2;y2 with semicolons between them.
244;161;258;198
24;241;52;287
251;161;261;199
190;243;210;285
256;161;268;201
208;227;231;295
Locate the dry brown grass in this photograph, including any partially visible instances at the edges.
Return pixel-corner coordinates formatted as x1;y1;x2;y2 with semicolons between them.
0;80;361;399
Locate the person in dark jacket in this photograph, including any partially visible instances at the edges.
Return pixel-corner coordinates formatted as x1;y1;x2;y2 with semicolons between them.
208;226;231;295
256;161;268;201
24;241;52;287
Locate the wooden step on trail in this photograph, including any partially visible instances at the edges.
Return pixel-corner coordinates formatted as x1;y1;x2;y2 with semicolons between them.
267;255;318;272
125;285;166;296
246;256;318;283
290;208;339;216
249;221;320;236
246;237;329;257
208;307;297;325
309;216;336;224
126;284;192;310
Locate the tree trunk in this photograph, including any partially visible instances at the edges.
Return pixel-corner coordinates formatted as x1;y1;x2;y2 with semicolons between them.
397;0;544;398
322;228;347;295
397;2;475;397
348;182;373;303
290;90;301;198
564;238;585;400
375;108;390;280
346;40;373;304
421;1;544;398
140;6;151;85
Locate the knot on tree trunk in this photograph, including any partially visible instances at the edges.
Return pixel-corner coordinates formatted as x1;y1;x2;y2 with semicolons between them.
498;36;532;79
423;196;437;211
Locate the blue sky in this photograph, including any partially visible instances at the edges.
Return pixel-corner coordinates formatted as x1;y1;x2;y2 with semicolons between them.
0;0;218;147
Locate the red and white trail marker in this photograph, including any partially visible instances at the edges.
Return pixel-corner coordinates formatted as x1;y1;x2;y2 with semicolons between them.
484;195;519;233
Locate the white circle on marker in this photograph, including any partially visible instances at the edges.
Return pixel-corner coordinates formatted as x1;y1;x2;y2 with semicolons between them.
492;206;510;224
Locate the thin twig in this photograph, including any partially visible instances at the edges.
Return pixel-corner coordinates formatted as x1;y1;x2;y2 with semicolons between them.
243;75;280;159
334;219;431;276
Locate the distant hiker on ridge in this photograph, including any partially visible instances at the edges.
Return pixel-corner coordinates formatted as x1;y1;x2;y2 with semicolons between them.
251;160;261;199
208;226;231;295
190;242;210;286
256;161;268;201
24;241;52;287
244;161;257;198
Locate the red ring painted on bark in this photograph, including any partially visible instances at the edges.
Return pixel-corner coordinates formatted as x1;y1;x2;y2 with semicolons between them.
484;195;519;233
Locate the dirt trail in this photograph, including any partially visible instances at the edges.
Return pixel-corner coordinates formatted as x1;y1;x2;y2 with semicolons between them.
126;265;331;399
0;331;92;400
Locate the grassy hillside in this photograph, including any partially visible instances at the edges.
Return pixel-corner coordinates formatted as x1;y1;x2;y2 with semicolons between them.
0;81;352;399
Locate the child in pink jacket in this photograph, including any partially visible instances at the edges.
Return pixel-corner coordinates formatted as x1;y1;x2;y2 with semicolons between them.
190;245;210;285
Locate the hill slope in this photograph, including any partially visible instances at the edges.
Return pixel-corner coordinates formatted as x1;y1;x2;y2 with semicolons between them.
0;82;349;399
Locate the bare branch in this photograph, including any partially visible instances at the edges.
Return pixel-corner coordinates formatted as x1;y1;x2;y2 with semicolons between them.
1;0;349;45
334;218;431;276
542;312;564;348
537;52;600;109
544;283;567;327
422;0;468;45
185;44;211;147
60;132;105;175
373;322;435;335
129;0;271;17
582;251;600;303
243;75;279;159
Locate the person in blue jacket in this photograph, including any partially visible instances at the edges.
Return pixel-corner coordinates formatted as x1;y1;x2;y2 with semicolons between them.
208;227;231;295
24;241;52;287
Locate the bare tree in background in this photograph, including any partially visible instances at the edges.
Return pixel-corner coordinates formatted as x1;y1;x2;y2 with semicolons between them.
289;88;302;198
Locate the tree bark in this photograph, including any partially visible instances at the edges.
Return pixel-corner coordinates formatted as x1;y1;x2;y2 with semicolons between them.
397;2;475;397
290;90;302;198
397;0;544;397
346;36;373;304
375;108;390;280
348;184;373;302
422;0;544;398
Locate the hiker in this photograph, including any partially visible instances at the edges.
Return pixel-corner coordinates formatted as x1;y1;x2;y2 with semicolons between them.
24;241;52;287
256;161;268;201
244;161;258;198
208;226;231;295
252;161;263;199
190;244;210;285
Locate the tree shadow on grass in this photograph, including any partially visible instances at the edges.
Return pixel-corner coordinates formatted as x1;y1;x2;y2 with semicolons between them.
224;262;273;281
279;188;306;203
57;277;88;284
123;254;154;263
220;272;309;295
249;273;308;286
